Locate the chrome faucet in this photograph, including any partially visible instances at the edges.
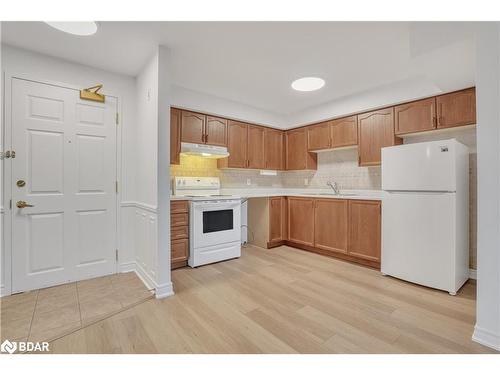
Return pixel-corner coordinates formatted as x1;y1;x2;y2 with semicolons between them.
327;181;340;195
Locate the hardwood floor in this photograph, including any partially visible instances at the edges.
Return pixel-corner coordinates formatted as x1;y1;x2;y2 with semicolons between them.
47;245;493;354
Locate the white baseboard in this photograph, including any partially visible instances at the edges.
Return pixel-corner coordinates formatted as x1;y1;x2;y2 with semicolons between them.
469;268;477;280
473;325;500;351
155;282;175;299
119;261;136;273
134;261;157;291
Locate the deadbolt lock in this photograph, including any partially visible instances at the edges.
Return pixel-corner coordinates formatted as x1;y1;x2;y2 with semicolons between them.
17;180;26;187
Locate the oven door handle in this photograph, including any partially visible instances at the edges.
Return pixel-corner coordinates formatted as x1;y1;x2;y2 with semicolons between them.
193;201;241;209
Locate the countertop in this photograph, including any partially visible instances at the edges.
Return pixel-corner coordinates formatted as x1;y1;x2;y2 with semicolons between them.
171;188;384;201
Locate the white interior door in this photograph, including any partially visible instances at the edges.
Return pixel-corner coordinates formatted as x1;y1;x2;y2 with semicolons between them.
11;78;117;293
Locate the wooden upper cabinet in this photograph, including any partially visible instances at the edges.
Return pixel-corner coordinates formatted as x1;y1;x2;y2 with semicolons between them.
170;108;181;165
307;122;331;151
269;196;287;243
205;116;227;146
331;115;358;148
286;128;317;170
247;125;266;169
437;88;476;129
314;199;348;254
287;197;314;246
218;120;248;169
395;97;436;135
181;110;205;144
357;107;401;166
264;128;284;170
348;200;381;263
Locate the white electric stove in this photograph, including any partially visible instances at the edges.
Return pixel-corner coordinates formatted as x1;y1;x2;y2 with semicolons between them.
172;177;241;267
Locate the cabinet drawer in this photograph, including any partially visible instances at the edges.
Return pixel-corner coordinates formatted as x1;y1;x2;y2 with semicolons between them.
171;239;189;262
171;200;189;214
171;213;189;227
171;225;188;240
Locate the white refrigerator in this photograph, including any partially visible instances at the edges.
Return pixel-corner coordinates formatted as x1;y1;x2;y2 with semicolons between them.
381;139;469;295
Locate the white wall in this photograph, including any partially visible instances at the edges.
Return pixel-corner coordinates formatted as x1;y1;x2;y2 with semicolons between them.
472;24;500;351
172;85;288;129
132;46;173;297
0;44;138;294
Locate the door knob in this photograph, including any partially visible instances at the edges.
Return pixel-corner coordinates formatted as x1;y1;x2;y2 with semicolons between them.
16;200;34;208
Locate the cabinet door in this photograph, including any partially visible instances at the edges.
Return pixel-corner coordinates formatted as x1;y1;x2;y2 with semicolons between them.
307;122;331;151
181;110;205;144
287;197;314;246
358;108;400;166
330;115;358;148
171;239;189;264
205;116;227;146
348;200;381;262
219;120;248;168
170;108;181;165
395;97;436;135
247;125;265;169
314;199;348;254
437;88;476;129
264;128;284;170
269;197;286;243
286;128;316;170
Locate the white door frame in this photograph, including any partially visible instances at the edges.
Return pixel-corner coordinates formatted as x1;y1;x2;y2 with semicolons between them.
1;71;123;296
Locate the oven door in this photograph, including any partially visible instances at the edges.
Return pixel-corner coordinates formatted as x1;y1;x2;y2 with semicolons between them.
191;200;241;248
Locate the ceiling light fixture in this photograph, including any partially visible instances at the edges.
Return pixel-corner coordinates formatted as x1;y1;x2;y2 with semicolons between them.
291;77;325;92
45;22;98;36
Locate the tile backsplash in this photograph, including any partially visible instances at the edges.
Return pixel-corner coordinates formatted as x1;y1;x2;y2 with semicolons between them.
170;144;477;270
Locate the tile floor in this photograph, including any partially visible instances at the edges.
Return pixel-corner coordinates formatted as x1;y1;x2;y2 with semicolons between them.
1;272;154;344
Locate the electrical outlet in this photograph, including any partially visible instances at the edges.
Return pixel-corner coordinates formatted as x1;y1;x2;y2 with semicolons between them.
304;178;309;186
246;178;251;186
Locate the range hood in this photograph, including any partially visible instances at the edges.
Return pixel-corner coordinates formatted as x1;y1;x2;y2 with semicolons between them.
180;142;230;159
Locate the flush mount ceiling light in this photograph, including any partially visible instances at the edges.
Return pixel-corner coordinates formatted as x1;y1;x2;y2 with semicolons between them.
45;22;98;36
291;77;325;92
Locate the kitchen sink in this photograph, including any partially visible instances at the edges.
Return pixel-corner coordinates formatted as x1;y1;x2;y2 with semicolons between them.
298;193;358;197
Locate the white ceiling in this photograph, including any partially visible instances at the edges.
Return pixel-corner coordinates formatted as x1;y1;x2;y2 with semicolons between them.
1;22;476;116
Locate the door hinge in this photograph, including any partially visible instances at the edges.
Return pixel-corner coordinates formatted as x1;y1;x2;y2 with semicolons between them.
116;113;119;125
116;249;119;261
2;150;15;159
116;181;119;194
9;199;12;209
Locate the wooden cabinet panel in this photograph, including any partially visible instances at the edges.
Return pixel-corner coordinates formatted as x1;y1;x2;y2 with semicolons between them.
171;200;189;214
171;225;189;241
437;88;476;129
286;128;317;170
314;199;348;254
264;128;284;170
171;213;189;227
247;125;265;169
171;239;189;264
330;115;358;148
348;200;381;262
395;98;436;135
205;116;227;146
307;122;331;151
358;108;401;166
287;197;314;246
269;197;287;243
181;110;205;144
170;108;181;165
219;120;248;168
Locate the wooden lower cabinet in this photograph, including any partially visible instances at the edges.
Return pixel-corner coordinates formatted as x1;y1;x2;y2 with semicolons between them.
269;197;287;245
313;199;348;254
170;200;189;269
347;200;381;263
287;197;315;246
285;197;381;268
